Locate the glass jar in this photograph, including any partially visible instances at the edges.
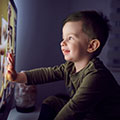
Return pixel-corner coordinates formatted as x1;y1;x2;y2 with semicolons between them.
14;83;37;113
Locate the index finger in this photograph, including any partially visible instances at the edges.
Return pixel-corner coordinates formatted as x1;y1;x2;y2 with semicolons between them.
7;53;15;65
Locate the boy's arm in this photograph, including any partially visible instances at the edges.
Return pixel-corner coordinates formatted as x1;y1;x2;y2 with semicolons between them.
7;53;66;84
54;71;109;120
13;64;66;85
24;63;66;85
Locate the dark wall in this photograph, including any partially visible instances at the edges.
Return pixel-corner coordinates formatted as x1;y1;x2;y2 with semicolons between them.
14;0;72;70
14;0;72;105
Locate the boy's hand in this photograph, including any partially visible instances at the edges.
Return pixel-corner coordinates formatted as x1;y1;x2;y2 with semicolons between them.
6;53;17;81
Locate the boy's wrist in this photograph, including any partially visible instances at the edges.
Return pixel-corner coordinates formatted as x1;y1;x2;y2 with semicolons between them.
16;72;27;83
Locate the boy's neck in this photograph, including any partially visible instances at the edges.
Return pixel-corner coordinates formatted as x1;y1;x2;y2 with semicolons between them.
74;57;91;73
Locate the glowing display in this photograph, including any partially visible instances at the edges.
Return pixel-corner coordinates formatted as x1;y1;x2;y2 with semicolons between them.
0;0;17;110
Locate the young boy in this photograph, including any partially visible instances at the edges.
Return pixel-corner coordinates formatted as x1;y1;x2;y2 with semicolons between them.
7;10;120;120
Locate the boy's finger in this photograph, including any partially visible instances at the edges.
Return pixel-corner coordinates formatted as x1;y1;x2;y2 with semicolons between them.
8;53;15;65
7;70;16;81
8;56;13;64
6;70;13;81
7;64;14;71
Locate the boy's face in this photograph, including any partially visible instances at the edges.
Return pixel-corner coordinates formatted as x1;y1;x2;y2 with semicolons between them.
61;21;90;62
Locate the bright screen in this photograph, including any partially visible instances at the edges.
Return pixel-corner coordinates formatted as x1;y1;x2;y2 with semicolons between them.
0;0;17;115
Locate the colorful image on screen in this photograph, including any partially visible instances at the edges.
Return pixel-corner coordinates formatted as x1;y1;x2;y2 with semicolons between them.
0;0;17;110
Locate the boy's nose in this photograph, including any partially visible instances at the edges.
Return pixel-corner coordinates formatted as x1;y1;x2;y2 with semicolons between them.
60;40;67;46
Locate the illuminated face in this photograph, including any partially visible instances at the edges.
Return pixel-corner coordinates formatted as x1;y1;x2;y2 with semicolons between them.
61;21;90;62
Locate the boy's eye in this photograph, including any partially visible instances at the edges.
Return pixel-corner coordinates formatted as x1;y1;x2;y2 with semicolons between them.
68;36;73;40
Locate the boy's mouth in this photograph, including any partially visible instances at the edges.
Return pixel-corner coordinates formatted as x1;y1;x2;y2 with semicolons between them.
62;49;70;55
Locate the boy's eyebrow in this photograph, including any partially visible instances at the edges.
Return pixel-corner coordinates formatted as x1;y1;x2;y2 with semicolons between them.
62;33;79;38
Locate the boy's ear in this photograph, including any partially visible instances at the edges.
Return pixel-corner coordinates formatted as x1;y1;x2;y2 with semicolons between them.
87;39;100;53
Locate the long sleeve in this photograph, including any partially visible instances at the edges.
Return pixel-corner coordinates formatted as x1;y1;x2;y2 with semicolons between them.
24;63;67;85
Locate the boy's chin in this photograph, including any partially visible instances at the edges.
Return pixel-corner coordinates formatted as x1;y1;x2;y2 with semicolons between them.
64;57;73;62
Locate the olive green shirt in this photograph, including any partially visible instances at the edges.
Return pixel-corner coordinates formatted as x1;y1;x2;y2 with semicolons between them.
25;58;120;120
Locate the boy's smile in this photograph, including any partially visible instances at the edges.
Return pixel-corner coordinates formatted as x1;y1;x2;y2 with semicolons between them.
61;21;90;63
62;49;70;55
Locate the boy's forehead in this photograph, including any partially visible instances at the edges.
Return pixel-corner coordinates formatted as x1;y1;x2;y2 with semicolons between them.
62;21;83;36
